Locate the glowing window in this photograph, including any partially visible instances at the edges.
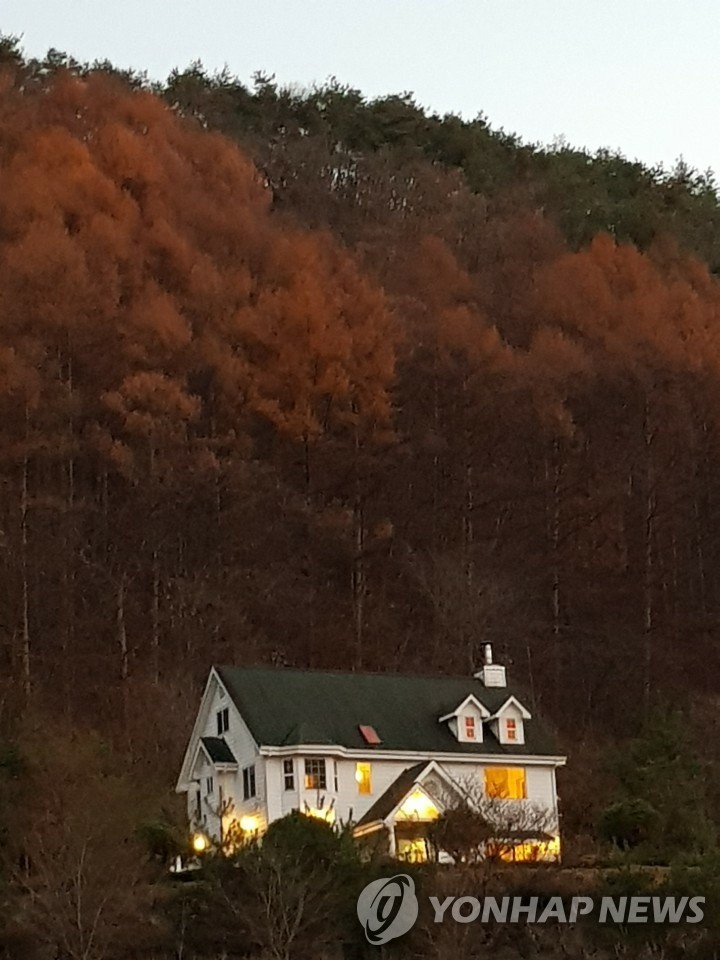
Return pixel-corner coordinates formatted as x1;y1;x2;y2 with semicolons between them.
355;762;372;795
464;716;476;739
506;718;517;741
485;767;526;799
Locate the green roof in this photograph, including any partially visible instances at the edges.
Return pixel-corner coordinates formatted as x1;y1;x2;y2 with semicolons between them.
215;666;559;757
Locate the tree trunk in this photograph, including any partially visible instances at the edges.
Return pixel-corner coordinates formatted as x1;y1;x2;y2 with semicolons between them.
117;574;129;721
20;413;31;700
544;439;562;705
151;552;160;685
642;397;655;713
351;424;365;669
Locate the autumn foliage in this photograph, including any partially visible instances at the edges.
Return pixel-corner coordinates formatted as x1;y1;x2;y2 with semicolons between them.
0;49;720;760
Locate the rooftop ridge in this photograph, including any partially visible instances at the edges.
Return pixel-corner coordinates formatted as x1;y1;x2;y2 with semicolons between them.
214;663;517;684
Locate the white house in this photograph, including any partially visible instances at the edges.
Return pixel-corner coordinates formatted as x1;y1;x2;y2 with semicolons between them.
176;647;566;862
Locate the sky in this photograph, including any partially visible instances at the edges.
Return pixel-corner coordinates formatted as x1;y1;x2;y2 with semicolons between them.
3;0;719;175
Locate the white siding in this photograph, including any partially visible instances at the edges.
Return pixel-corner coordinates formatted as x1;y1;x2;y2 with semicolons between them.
261;755;559;829
444;761;557;809
333;758;416;823
191;675;268;839
266;756;417;824
265;756;289;822
525;765;558;826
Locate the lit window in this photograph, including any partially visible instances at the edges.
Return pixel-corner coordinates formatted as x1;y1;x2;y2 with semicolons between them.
506;718;517;741
355;762;372;795
304;758;327;790
242;765;256;799
283;759;295;791
216;707;229;735
465;716;476;739
485;767;526;799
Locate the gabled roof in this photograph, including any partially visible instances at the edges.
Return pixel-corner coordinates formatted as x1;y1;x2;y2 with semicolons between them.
490;695;532;720
355;762;428;828
214;665;560;757
355;760;465;830
200;737;237;764
438;693;492;723
176;671;258;792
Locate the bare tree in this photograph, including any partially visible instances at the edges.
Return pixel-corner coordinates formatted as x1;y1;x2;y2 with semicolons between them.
5;724;160;960
430;776;557;864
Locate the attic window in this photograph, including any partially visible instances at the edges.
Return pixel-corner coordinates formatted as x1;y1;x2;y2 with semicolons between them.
216;707;229;735
506;718;517;742
464;717;476;740
359;724;382;745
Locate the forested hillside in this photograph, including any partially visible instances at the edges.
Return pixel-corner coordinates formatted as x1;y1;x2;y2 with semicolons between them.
1;36;720;746
5;32;720;960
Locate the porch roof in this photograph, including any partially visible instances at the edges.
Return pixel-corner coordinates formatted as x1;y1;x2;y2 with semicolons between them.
355;762;429;829
200;736;237;764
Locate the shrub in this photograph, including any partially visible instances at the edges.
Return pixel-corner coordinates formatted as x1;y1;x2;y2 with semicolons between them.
136;818;185;865
262;810;358;868
428;804;492;863
598;797;659;850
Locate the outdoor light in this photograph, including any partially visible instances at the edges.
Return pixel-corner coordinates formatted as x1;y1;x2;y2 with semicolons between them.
397;789;439;821
192;833;208;853
307;806;336;823
239;815;259;832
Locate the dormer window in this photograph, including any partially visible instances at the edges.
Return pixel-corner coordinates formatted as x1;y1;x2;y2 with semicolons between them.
490;696;531;746
439;695;490;743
